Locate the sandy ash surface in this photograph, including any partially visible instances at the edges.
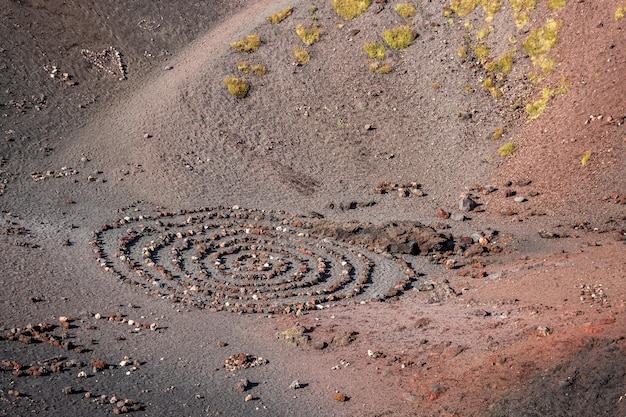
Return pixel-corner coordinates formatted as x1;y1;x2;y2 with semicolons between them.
1;0;625;416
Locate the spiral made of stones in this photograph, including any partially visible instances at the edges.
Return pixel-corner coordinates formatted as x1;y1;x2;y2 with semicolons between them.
91;207;418;314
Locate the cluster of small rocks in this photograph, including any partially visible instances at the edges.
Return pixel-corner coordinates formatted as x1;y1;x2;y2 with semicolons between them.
43;64;77;86
91;206;418;314
81;46;127;80
86;394;143;414
224;353;267;372
91;311;158;333
375;181;425;197
6;94;46;114
3;322;88;353
602;194;626;205
579;284;609;307
0;157;7;196
30;166;78;182
584;113;625;126
1;358;78;377
437;181;543;221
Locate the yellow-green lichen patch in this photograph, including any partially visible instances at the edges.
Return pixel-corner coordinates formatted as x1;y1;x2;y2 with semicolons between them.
474;44;491;63
369;61;392;73
364;42;386;60
231;34;261;53
497;51;514;74
332;0;371;20
481;0;503;21
268;6;294;24
531;55;556;74
483;77;503;98
525;81;568;119
224;77;250;98
296;24;323;45
523;19;562;72
382;26;416;50
448;0;481;17
509;0;536;28
580;150;592;166
250;64;267;76
523;19;561;57
616;5;625;20
458;44;469;59
476;25;494;41
395;3;417;19
293;46;310;64
509;0;536;13
237;61;250;73
528;72;542;86
498;142;516;157
485;50;514;74
237;61;267;76
525;88;553;119
547;0;566;11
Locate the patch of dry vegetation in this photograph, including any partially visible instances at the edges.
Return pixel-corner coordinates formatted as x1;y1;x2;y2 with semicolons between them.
237;61;267;75
523;19;561;74
382;26;415;50
332;0;372;20
224;77;250;98
296;24;323;45
498;142;516;157
547;0;566;11
268;6;294;24
293;46;310;64
445;0;480;17
231;34;261;53
395;3;417;19
525;79;568;119
509;0;536;28
523;19;561;57
491;127;504;140
580;150;592;166
369;61;392;73
363;42;386;60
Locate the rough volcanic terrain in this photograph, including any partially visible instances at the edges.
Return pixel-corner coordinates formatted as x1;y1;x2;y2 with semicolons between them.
1;1;625;416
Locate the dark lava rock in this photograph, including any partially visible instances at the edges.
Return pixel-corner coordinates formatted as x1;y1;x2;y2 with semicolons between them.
459;196;477;212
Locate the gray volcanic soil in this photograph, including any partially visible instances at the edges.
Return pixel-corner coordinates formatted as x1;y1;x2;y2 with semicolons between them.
1;1;625;416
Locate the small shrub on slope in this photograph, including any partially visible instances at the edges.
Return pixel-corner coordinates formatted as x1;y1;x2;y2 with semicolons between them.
231;34;261;53
382;26;415;50
224;77;250;98
332;0;371;20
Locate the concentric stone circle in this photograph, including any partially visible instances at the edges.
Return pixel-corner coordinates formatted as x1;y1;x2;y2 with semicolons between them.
91;206;418;314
